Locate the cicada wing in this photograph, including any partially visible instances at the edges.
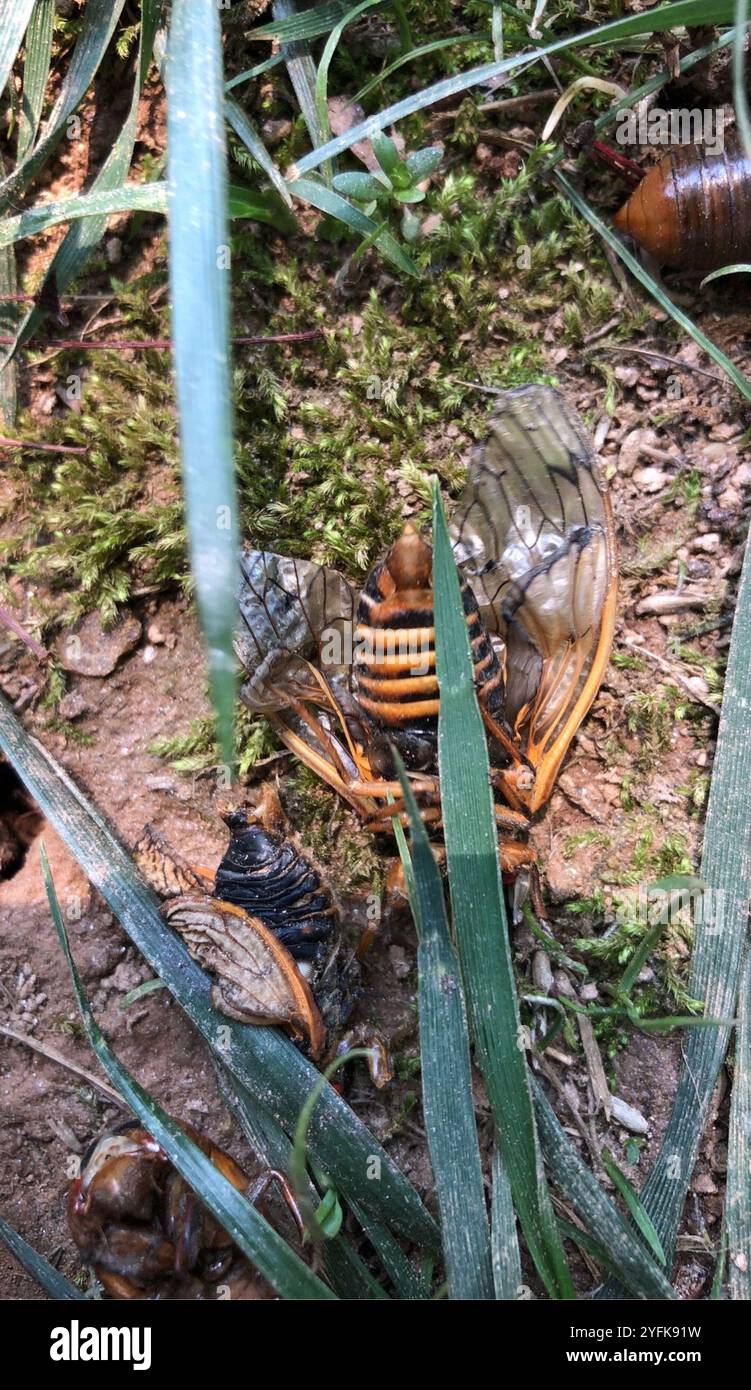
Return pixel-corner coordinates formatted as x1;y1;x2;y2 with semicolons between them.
236;549;358;711
451;385;617;811
164;896;325;1058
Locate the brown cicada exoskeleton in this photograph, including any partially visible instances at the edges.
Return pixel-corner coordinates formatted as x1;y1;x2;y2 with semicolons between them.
68;1119;303;1300
235;385;618;874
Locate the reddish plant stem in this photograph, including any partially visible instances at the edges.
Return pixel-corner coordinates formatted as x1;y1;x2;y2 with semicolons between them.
0;328;324;350
0;435;88;456
0;606;48;664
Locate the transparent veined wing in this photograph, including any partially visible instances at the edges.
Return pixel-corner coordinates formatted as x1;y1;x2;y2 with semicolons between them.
236;549;358;711
451;385;618;811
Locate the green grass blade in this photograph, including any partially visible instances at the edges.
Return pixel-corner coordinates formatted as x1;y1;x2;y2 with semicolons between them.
0;0;35;100
491;1146;522;1300
1;0;126;208
431;480;573;1301
255;1;352;42
16;0;55;163
291;1;736;176
725;945;751;1299
348;1199;430;1299
555;171;751;405
166;0;238;768
226;95;296;208
394;752;495;1301
0;693;438;1252
353;34;488;105
601;1150;667;1266
6;0;162;360
0;1213;89;1301
533;1084;676;1300
0;240;16;424
228;182;297;230
314;0;382;146
273;0;326;150
0;181;169;248
600;529;751;1295
733;1;751;160
290;175;418;276
42;846;336;1302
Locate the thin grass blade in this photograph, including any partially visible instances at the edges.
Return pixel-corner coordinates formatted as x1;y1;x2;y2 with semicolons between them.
0;0;35;102
216;1063;389;1299
726;945;751;1299
0;181;169;248
0;693;438;1251
431;480;572;1300
533;1083;676;1300
394;752;495;1301
491;1146;522;1300
273;0;326;150
599;534;751;1295
6;0;162;360
226;96;296;209
290;175;418;276
16;0;55;164
0;240;16;424
0;1213;89;1302
291;1;736;176
1;0;126;207
166;0;238;767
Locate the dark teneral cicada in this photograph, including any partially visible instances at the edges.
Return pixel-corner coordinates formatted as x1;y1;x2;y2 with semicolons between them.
133;785;360;1060
235;385;618;870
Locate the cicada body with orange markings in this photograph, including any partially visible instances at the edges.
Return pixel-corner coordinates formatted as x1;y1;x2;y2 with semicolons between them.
235;385;618;872
613;136;751;272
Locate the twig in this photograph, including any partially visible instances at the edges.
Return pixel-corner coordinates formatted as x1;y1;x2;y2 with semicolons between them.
431;88;557;122
0;328;324;351
620;634;721;716
0;435;88;457
0;606;48;664
596;344;724;384
0;1023;124;1106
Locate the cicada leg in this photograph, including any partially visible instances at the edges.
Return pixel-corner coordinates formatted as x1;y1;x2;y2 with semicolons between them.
246;1169;305;1241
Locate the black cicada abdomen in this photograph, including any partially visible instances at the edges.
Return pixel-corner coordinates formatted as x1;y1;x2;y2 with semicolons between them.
214;809;336;969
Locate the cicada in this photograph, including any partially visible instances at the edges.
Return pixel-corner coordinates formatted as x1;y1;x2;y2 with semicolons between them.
133;785;361;1060
68;1119;302;1300
236;385;618;872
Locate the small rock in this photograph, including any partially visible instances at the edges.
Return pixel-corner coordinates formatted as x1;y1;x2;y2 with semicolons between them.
147;623;166;645
58;689;90;721
610;1095;649;1134
106;237;122;264
691;533;721;554
145;774;177;793
691;1172;718;1195
633;465;669;494
388;945;412;980
532;950;554;993
142;644;157;665
56;611;141;677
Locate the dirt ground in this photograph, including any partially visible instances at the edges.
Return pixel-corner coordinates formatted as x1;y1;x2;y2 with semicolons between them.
1;51;747;1299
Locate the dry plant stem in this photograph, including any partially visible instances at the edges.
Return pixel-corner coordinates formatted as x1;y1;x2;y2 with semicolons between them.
0;1022;124;1106
0;606;48;663
0;329;323;351
620;635;721;716
0;436;88;456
